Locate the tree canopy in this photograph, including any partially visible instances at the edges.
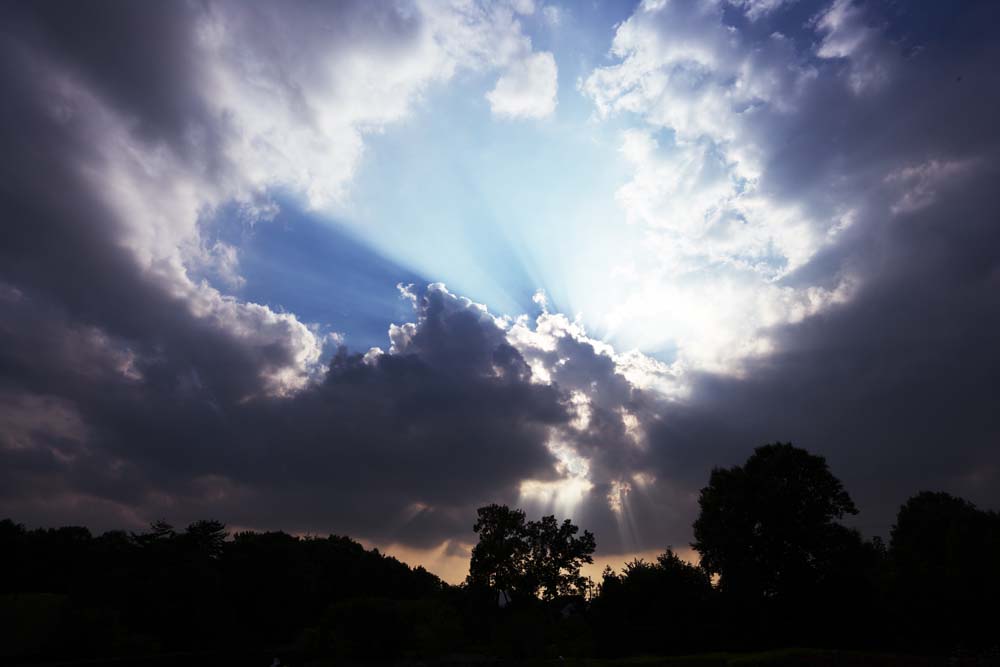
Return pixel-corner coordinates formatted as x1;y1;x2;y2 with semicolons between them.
889;491;1000;647
692;443;858;602
467;504;595;602
592;549;715;654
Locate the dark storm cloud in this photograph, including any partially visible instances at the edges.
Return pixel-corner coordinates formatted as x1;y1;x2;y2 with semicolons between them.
0;3;309;408
3;1;217;155
647;158;1000;536
225;286;571;545
0;281;570;545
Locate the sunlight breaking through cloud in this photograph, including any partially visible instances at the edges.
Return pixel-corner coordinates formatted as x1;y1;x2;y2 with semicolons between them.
518;437;594;519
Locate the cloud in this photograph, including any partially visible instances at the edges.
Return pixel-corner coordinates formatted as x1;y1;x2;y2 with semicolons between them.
729;0;793;21
1;0;999;577
642;154;1000;534
577;0;1000;542
578;0;853;368
487;51;559;119
0;0;572;552
576;0;999;384
0;257;684;555
0;0;559;401
0;282;567;544
884;159;976;216
814;0;894;93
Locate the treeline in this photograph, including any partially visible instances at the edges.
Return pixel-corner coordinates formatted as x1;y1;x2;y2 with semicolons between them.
593;460;1000;656
0;521;450;662
2;444;1000;664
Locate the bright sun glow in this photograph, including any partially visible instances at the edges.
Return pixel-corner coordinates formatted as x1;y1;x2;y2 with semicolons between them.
518;437;594;518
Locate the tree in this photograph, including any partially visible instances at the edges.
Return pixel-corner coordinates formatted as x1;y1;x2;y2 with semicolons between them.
593;549;716;655
467;504;596;602
183;520;227;559
467;505;530;598
524;514;596;600
1;515;451;660
692;443;858;604
889;491;1000;648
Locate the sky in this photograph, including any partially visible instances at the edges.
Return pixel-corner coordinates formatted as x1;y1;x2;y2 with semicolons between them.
1;0;998;583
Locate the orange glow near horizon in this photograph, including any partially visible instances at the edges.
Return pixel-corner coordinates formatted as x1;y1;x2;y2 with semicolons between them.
367;540;701;587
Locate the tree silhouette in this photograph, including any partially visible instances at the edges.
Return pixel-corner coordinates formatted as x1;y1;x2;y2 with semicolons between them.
889;491;1000;649
183;519;228;558
693;443;857;601
467;504;595;602
467;504;530;597
525;514;596;600
4;460;1000;660
593;549;716;655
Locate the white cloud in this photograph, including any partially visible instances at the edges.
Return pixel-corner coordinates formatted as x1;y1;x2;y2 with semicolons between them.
615;128;822;278
814;0;894;93
486;51;558;119
578;0;893;375
203;0;548;209
729;0;791;21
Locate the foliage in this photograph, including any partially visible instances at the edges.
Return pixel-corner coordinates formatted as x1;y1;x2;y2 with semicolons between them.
690;444;890;648
467;504;530;596
467;503;596;602
692;443;858;602
592;549;717;655
0;518;446;660
888;491;1000;649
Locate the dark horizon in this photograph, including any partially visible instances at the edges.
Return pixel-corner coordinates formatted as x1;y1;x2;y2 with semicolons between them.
4;443;999;663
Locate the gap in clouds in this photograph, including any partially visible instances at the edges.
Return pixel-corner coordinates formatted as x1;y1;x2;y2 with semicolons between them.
197;198;427;354
343;67;652;353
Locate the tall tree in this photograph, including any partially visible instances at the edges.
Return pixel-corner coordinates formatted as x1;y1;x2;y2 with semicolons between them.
467;504;595;602
467;504;530;597
692;443;858;603
525;514;596;600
